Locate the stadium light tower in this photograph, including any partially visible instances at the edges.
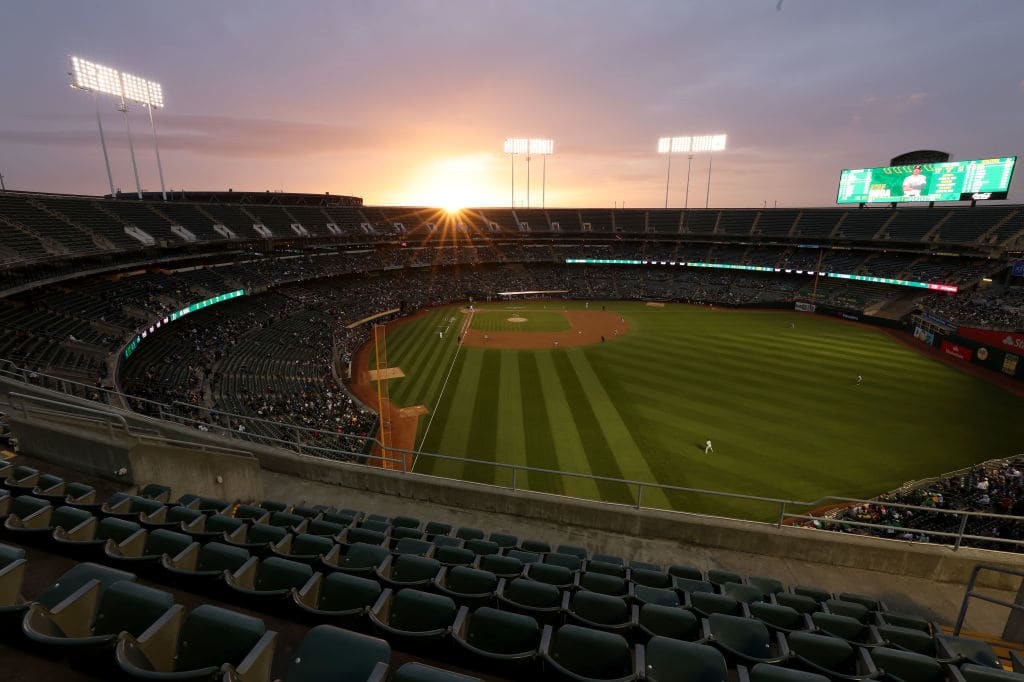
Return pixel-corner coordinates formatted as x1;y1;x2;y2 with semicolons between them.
658;136;691;209
529;139;554;209
504;138;528;207
69;56;167;200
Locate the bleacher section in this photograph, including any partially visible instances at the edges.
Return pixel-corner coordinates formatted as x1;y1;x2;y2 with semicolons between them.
754;210;799;237
883;208;948;242
682;210;719;235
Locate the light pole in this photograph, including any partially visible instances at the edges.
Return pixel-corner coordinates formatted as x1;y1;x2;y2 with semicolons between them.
504;138;527;208
70;56;167;199
658;137;689;209
529;139;553;209
685;155;693;209
658;133;726;208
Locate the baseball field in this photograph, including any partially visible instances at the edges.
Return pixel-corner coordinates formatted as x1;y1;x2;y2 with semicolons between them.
367;301;1024;520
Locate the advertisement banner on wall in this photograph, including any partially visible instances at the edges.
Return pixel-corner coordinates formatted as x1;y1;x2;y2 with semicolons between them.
795;302;816;313
957;327;1024;353
941;340;973;362
913;327;935;345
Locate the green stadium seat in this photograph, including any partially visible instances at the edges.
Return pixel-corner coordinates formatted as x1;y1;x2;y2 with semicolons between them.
749;601;812;634
64;482;98;508
456;527;485;542
540;623;639;682
115;603;276;680
875;623;940;656
364;514;389;524
281;624;390;682
139;505;204;530
637;604;702;642
425;521;452;537
465;539;500;556
433;535;464;549
452;605;542;668
290;504;320;519
225;522;290;555
578;571;631;597
520;539;551;553
960;664;1024;681
557;545;589;560
687;591;744;618
2;495;52;537
507;549;542;564
837;592;884;613
305;518;347;538
644;637;727;682
811;612;880;646
31;474;67;504
323;510;359;526
434;545;476;566
392;662;483;682
369;587;458;644
786;631;878;679
392;537;433;556
342;527;388;547
103;496;167;521
183;513;245;541
23;580;175;658
634;585;681;608
228;555;313;602
527;562;574;589
183;496;232;515
497;577;563;622
392;515;420;530
878;611;934;633
773;592;822;615
936;635;1001;668
322;542;391;577
488;532;517;548
747;663;830;682
390;527;425;542
0;542;28;627
544;548;585;569
433;566;498;606
293;571;382;628
105;528;196;570
723;582;769;605
137;484;172;502
3;466;40;493
268;511;307;530
706;613;786;666
632;568;673;589
793;585;831;603
593;554;624;566
564;589;634;634
668;564;704;581
674;577;716;595
161;541;251;590
53;516;141;559
35;563;138;615
587;560;628;579
259;499;289;513
869;647;945;682
629;560;661;572
376;554;442;589
824;598;872;623
476;553;523;579
272;532;335;565
707;569;743;587
748;576;785;596
233;504;269;523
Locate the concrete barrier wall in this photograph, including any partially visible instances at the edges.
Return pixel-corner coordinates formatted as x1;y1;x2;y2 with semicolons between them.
128;442;262;502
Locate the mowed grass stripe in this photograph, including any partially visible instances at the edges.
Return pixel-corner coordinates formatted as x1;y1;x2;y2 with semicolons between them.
550;352;634;505
462;352;503;486
413;348;472;479
533;352;601;500
495;352;528;483
517;353;565;496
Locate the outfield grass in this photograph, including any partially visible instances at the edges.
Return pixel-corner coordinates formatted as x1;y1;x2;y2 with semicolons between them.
470;310;571;333
374;301;1024;520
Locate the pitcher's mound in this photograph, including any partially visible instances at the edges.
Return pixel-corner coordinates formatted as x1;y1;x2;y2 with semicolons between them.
368;367;405;380
508;317;528;323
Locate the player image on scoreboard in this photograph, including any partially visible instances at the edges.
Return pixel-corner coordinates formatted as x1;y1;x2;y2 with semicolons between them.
901;165;928;197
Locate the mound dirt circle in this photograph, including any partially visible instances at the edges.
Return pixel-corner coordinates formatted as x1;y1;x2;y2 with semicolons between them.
507;317;528;323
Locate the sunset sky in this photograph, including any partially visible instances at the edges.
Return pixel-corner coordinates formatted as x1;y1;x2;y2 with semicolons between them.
0;1;1021;208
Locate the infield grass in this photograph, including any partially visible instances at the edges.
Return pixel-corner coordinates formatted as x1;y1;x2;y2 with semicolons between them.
470;310;571;333
374;301;1024;521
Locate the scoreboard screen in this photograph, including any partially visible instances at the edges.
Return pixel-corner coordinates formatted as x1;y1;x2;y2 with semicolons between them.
836;157;1016;204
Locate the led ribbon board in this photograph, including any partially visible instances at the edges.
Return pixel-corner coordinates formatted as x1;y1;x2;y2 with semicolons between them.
124;290;245;359
564;259;958;293
837;157;1016;204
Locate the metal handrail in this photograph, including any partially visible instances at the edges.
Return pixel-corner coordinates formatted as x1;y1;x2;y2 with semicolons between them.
2;358;1024;552
954;564;1024;636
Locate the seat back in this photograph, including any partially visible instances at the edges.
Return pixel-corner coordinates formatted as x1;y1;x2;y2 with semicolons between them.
507;578;560;608
877;624;935;655
592;554;623;566
938;635;1000;668
269;511;304;528
527;562;572;586
456;527;484;542
205;514;245;534
306;519;347;537
93;581;175;637
176;604;266;672
388;589;457;633
750;602;804;631
248;523;289;545
959;664;1024;681
668;564;703;581
709;613;772;659
646;637;727;682
37;563;136;610
586;560;627;579
424;522;452;537
775;592;819;614
392;555;441;583
291;533;334;557
346;528;387;546
787;631;855;672
639;603;699;641
579;571;626;595
0;542;25;568
320;572;382;611
446;566;498;595
234;504;266;521
285;624;390;682
824;598;870;623
256;557;313;591
138;484;171;501
51;505;93;531
870;647;944;682
749;663;831;682
675;577;715;595
392;516;420;529
466;607;540;655
488;532;517;548
707;569;743;586
521;539;551;553
166;506;204;525
506;549;541;564
11;495;49;518
556;545;588;560
630;560;661;572
548;624;631;679
478;554;522;578
343;543;390;570
465;539;499;556
724;582;767;604
144;529;194;557
691;592;741;617
434;546;475;566
748;576;785;596
837;592;880;611
632;568;672;588
394;538;432;556
793;586;831;603
635;585;680;607
544;552;582;572
812;612;866;641
97;517;142;543
571;590;629;625
197;542;251;573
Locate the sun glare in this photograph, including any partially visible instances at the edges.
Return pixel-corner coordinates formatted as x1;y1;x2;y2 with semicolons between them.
397;154;505;209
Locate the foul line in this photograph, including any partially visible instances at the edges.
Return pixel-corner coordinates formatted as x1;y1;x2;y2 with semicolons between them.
415;309;474;460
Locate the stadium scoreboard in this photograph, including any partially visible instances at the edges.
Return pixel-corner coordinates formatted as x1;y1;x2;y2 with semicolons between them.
837;157;1016;204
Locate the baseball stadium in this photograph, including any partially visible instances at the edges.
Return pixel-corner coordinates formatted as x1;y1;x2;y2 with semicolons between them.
1;3;1024;681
